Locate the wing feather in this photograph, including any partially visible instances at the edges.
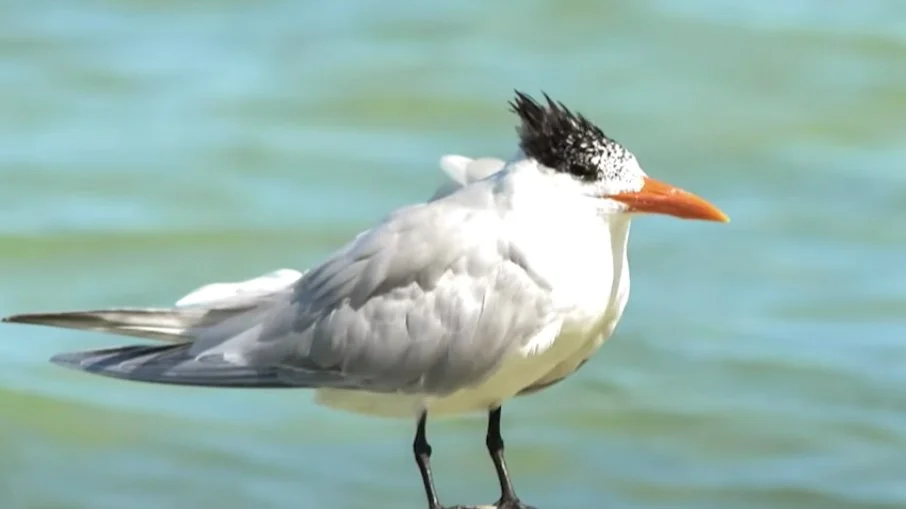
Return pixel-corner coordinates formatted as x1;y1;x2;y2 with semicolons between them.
219;187;557;396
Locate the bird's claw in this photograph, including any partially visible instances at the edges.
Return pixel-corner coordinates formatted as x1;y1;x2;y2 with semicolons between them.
494;498;538;509
438;502;538;509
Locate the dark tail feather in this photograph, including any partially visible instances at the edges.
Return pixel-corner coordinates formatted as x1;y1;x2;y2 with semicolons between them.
50;344;295;388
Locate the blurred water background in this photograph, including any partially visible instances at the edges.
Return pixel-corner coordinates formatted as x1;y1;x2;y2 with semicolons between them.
1;1;905;508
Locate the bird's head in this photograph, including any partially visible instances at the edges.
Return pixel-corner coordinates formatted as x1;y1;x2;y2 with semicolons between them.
510;91;729;223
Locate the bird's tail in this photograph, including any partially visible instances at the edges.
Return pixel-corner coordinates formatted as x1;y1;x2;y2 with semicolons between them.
2;307;222;342
48;343;290;388
2;268;304;342
2;305;292;387
2;269;305;387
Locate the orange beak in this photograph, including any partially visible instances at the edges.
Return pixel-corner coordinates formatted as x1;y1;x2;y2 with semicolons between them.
610;177;729;223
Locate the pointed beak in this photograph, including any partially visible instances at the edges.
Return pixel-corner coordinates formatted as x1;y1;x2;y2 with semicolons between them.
610;177;729;223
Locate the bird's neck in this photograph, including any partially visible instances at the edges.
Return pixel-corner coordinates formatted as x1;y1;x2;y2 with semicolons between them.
496;158;598;214
490;163;631;322
609;215;631;264
608;214;632;299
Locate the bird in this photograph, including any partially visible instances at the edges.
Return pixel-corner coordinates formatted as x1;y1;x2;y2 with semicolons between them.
2;91;728;509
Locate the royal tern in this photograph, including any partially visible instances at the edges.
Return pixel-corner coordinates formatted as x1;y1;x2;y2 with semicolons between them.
3;91;728;509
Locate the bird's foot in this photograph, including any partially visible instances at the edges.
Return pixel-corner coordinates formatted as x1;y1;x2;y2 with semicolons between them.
493;497;538;509
440;502;537;509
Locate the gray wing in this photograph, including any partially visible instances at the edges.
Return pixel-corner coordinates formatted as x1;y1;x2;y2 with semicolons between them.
13;168;555;391
192;192;558;395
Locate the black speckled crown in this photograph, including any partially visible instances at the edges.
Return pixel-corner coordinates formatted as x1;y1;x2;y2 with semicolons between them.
509;91;630;182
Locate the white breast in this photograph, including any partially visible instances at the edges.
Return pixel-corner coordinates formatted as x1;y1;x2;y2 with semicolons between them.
507;216;631;396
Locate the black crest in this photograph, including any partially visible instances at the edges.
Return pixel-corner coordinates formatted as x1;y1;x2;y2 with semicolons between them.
509;90;626;182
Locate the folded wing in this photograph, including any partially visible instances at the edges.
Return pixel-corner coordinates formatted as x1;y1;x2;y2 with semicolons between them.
6;177;556;395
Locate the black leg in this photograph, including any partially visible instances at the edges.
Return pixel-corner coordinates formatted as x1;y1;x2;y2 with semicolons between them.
486;407;536;509
413;408;537;509
486;407;517;503
414;412;443;509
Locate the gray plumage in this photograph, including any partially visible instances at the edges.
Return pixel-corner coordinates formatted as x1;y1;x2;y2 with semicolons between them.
2;153;549;395
6;181;557;395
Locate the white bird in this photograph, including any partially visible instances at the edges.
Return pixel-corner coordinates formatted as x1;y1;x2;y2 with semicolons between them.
2;91;728;509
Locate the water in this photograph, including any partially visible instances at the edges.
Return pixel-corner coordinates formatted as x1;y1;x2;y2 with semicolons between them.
1;1;904;508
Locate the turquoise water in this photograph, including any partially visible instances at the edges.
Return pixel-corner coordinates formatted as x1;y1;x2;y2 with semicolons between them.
2;1;905;508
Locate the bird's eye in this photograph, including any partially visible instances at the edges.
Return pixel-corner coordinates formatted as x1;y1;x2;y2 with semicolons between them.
567;163;597;181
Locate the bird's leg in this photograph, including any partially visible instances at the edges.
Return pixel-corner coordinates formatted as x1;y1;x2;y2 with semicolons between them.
486;407;536;509
414;412;444;509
